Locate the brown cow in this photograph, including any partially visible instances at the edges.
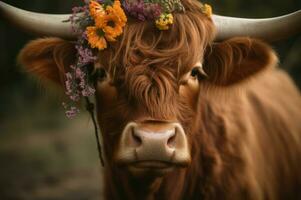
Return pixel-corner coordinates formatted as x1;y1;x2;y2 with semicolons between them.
1;0;301;199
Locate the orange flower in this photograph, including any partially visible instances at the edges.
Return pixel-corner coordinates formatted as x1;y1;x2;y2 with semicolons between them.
86;0;127;48
89;0;105;19
108;0;127;25
100;0;127;41
102;13;124;41
86;26;107;50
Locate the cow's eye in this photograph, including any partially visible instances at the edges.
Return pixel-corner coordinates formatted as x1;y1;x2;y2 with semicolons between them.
190;66;207;80
94;68;107;81
190;67;199;77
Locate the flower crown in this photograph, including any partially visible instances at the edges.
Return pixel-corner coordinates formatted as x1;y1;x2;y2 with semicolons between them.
63;0;212;118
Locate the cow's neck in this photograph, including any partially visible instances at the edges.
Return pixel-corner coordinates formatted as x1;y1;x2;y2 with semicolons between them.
127;176;163;200
106;168;166;200
105;169;185;200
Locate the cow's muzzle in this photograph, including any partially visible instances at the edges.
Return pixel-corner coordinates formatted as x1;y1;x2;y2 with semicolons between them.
115;121;191;175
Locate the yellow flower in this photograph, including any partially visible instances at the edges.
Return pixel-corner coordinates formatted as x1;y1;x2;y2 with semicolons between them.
86;26;107;50
89;0;105;19
201;4;212;17
155;13;174;30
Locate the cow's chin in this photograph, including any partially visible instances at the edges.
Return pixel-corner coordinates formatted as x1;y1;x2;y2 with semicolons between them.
127;161;179;177
116;159;190;178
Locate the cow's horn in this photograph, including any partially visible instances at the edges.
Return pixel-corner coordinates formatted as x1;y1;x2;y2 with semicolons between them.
0;1;77;39
2;1;301;41
213;10;301;41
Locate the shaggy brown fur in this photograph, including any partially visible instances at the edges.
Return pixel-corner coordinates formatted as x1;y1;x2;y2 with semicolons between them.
18;0;301;199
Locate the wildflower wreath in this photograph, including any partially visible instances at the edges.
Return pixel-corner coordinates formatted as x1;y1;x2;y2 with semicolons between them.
63;0;212;118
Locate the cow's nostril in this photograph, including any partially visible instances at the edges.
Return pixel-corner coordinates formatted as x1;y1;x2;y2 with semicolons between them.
167;130;176;148
131;128;142;147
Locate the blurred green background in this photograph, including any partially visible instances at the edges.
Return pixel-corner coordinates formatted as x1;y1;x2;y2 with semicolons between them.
0;0;300;199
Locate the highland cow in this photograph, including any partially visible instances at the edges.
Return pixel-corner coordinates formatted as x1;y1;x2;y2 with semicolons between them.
1;0;301;199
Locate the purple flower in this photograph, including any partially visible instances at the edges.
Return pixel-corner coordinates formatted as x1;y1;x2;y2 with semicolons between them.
62;103;80;118
69;3;90;35
65;73;73;93
64;62;96;112
123;0;162;21
81;31;88;40
82;85;96;97
63;2;99;118
76;44;97;66
65;71;81;102
66;106;80;118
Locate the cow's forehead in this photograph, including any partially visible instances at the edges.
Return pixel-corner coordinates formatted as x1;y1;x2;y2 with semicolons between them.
94;60;203;78
94;52;203;71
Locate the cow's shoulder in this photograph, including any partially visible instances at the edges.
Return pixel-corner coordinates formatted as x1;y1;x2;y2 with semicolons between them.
202;69;301;199
237;69;301;198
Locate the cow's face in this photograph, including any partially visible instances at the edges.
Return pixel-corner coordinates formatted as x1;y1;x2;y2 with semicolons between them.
89;13;216;176
18;5;276;178
94;58;206;176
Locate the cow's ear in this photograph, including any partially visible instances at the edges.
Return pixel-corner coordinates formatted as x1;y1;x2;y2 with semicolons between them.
203;37;278;86
18;37;77;86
